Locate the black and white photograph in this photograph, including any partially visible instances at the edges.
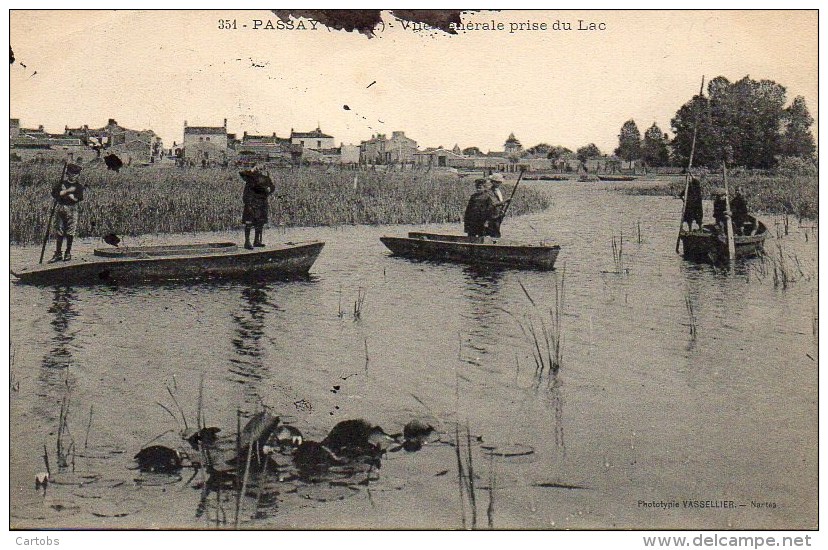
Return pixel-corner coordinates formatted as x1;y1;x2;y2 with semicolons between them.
6;7;820;541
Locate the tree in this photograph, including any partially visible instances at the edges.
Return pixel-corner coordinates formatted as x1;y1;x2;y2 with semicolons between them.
576;143;601;163
547;145;573;160
780;96;815;160
614;119;641;161
462;146;482;157
641;123;670;166
670;75;792;169
670;94;719;168
526;143;552;157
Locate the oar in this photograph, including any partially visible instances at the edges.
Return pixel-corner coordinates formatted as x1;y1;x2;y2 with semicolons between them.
675;76;706;253
39;161;68;264
722;162;736;261
499;169;526;220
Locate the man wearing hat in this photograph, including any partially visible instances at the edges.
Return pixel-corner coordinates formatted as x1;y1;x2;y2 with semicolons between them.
48;163;84;262
464;178;496;241
486;173;511;238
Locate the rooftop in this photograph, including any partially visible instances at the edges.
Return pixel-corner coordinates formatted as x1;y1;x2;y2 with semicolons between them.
291;127;333;139
185;126;227;135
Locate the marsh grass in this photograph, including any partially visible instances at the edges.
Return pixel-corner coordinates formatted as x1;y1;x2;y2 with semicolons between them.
506;269;566;379
616;169;818;221
10;164;550;244
454;422;480;529
353;287;367;320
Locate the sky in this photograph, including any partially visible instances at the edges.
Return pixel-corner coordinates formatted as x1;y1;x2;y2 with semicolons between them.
9;9;818;155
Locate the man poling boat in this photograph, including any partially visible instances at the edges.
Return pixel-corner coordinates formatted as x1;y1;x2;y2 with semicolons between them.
675;76;705;252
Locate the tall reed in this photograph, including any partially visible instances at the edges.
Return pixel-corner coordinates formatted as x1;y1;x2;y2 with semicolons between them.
10;164;550;244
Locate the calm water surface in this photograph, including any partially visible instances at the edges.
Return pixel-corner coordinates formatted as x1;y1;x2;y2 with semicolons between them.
9;180;818;529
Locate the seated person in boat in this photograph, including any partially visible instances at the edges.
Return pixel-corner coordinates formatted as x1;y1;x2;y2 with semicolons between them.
48;163;84;263
239;165;276;250
681;176;704;231
730;186;750;235
486;173;511;238
463;179;497;241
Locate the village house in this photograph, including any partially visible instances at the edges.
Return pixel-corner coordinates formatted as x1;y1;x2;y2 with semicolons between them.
63;118;159;164
414;147;466;168
236;131;300;164
183;119;230;164
290;127;335;150
10;118;87;162
359;131;418;165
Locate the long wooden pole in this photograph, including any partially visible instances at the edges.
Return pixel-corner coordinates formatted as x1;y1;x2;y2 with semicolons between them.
722;162;736;261
39;161;68;263
499;169;526;219
675;76;706;253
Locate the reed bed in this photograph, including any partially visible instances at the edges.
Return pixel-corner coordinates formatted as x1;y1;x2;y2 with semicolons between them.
9;164;550;244
616;169;818;221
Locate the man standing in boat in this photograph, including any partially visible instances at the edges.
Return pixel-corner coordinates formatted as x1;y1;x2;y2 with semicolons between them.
486;172;511;238
682;176;704;231
239;164;276;250
464;179;496;241
48;163;84;263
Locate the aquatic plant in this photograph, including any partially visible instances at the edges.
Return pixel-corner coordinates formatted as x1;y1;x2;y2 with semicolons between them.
453;422;478;529
353;287;367;320
610;233;626;274
510;268;566;378
9;163;551;244
616;169;818;221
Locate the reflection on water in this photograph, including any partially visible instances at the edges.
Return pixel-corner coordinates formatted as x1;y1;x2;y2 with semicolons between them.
229;283;274;411
43;286;78;370
460;266;505;360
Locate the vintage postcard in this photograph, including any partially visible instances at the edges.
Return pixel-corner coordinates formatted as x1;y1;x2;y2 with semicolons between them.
7;8;818;539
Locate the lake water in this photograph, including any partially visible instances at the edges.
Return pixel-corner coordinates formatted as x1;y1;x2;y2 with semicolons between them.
9;180;818;530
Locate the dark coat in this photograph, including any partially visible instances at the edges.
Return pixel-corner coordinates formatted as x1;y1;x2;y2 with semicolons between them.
51;178;84;206
683;178;703;226
713;195;727;225
240;170;275;225
731;193;748;222
463;190;496;237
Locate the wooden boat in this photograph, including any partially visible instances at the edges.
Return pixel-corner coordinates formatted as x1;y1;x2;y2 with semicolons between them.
380;232;561;270
679;217;767;262
11;241;325;285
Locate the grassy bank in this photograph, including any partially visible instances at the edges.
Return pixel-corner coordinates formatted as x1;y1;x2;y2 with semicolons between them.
616;168;818;221
9;164;550;244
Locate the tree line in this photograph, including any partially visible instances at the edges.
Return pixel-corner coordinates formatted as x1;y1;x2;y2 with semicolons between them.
521;75;815;170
